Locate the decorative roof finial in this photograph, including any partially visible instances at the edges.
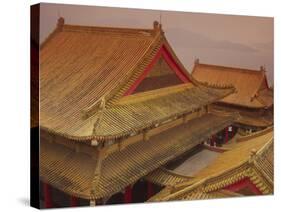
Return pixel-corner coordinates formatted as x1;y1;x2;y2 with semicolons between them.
195;58;200;65
250;148;257;157
153;20;162;35
153;20;160;30
57;17;65;29
92;96;106;135
260;65;265;72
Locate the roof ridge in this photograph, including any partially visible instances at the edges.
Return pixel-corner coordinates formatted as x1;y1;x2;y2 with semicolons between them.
116;83;194;105
61;18;164;36
62;23;155;35
40;17;162;49
197;63;264;75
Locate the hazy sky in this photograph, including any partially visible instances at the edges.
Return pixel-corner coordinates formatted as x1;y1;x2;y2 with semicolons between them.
40;3;274;85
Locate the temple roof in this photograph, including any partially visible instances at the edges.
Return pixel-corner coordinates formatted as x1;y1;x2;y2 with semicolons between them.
211;104;273;127
148;127;273;201
192;61;273;109
40;112;237;200
40;20;235;140
41;83;234;141
145;167;192;187
40;19;162;135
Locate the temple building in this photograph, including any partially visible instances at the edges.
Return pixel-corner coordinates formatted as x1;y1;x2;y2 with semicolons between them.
148;127;273;201
192;59;273;132
38;18;239;208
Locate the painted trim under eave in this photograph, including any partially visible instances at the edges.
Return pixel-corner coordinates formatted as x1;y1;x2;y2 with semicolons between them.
124;44;191;96
224;177;262;195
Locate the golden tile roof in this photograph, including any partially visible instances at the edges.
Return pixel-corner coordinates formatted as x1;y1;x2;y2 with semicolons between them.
149;127;273;201
145;167;192;187
211;104;273;127
40;112;236;200
41;82;234;141
40;141;97;199
39;18;236;141
150;186;241;201
192;62;273;109
40;20;160;137
193;128;273;180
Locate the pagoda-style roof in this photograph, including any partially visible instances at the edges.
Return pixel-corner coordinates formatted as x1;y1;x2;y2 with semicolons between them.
148;127;273;201
40;19;235;140
145;167;192;187
211;104;273;128
192;60;273;109
41;83;234;141
40;112;237;200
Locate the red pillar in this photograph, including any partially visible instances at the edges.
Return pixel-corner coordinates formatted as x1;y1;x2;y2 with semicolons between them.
210;136;215;146
124;185;132;203
225;127;229;144
147;182;154;199
229;126;233;138
43;183;52;208
70;196;78;207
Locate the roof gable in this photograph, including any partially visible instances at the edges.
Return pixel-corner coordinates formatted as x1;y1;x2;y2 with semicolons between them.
40;18;199;138
124;45;191;95
131;56;184;94
192;61;272;108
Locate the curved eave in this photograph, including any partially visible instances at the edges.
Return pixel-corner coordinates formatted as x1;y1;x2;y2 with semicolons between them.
217;100;272;110
40;24;236;142
149;129;273;201
235;116;273;128
40;85;235;142
145;167;193;187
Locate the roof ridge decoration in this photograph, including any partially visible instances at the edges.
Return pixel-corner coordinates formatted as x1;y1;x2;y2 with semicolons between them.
82;93;109;119
91;96;106;135
40;17;158;49
116;83;194;105
195;62;266;75
153;20;163;35
57;16;65;29
40;17;65;49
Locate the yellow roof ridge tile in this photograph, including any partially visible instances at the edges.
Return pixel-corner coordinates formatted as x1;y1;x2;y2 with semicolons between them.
62;23;155;35
195;62;266;75
116;83;194;105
